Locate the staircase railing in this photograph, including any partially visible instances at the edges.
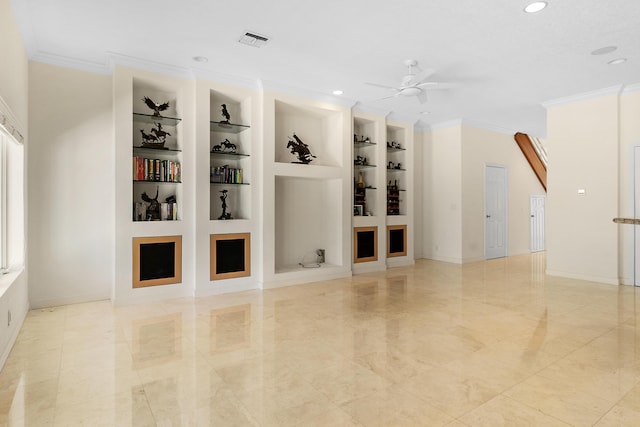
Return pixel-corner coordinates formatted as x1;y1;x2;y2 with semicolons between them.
514;132;547;192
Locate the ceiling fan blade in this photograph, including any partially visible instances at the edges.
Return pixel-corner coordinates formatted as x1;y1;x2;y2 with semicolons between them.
416;91;428;104
417;82;458;90
365;82;397;90
370;93;400;102
408;68;436;86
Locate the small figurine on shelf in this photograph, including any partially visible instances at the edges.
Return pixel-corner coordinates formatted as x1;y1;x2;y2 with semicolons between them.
141;187;161;220
218;189;233;220
211;144;222;152
357;172;365;188
140;129;161;147
354;155;364;166
142;96;170;117
287;133;316;164
151;123;171;143
388;161;394;169
221;138;237;153
220;104;231;124
395;163;402;170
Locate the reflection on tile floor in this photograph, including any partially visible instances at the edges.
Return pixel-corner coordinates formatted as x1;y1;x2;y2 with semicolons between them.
2;253;640;425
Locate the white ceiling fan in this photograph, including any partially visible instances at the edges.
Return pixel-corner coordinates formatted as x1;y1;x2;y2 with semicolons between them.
366;59;455;104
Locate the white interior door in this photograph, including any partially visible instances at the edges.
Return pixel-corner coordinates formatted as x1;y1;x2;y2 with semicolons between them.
485;165;507;259
530;195;545;252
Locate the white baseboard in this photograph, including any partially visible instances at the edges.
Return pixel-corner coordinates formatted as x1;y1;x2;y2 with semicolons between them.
546;269;620;286
30;292;111;309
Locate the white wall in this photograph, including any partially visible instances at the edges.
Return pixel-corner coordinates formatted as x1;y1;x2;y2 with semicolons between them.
427;124;463;262
461;125;544;262
546;93;619;284
28;62;114;307
423;123;544;264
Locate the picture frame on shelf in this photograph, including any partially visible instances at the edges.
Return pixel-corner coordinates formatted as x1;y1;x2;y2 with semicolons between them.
354;205;363;216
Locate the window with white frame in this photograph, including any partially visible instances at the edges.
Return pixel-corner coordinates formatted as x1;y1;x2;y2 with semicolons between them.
0;121;25;274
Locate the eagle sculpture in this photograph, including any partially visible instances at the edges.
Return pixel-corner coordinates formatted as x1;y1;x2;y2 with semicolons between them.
142;96;170;117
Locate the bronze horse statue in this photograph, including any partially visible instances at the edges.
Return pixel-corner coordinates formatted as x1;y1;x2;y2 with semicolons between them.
287;133;316;164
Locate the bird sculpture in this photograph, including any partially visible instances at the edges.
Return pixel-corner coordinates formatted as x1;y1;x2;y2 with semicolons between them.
142;96;170;117
221;104;231;124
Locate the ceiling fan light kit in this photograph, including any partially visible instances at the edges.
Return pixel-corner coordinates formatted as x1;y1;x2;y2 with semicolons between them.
365;59;455;105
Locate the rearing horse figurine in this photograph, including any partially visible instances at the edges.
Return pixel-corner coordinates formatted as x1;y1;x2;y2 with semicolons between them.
287;133;316;164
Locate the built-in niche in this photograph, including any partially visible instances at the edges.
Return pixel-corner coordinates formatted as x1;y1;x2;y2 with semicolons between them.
209;90;252;220
132;235;182;288
387;225;407;258
274;176;342;272
354;226;378;263
353;117;379;216
274;100;343;167
210;233;251;280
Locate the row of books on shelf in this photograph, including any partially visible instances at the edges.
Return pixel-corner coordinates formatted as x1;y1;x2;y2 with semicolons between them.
133;157;181;182
133;202;178;221
211;165;244;184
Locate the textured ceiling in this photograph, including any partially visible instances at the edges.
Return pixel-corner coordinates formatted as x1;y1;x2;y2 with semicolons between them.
10;0;640;136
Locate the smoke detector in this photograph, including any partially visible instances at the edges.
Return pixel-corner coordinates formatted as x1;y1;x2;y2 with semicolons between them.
239;31;270;48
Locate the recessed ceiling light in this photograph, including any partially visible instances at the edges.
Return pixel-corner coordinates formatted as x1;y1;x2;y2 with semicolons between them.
591;46;617;56
608;58;627;65
192;56;208;63
524;1;547;13
332;90;343;95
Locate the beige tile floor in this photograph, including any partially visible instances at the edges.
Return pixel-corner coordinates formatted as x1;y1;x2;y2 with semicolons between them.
2;253;640;426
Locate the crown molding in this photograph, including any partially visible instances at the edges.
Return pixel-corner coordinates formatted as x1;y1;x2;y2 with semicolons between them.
191;68;260;91
622;83;640;94
352;103;391;118
414;120;431;132
108;53;194;80
542;85;624;108
428;119;463;131
386;111;419;126
259;79;357;108
30;51;111;75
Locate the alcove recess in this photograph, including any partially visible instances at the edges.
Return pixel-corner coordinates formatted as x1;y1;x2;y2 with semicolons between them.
266;94;350;284
209;90;252;221
132;79;183;221
274;100;343;168
386;124;407;216
274;176;342;272
353;117;379;217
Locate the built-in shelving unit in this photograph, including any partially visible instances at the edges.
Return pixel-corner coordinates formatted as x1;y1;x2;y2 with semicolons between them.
114;65;416;303
385;121;414;267
132;101;182;221
114;65;196;304
194;80;260;297
352;111;387;273
209;101;252;221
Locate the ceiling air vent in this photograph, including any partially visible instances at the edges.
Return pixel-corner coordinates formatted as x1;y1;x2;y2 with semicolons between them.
239;31;270;48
